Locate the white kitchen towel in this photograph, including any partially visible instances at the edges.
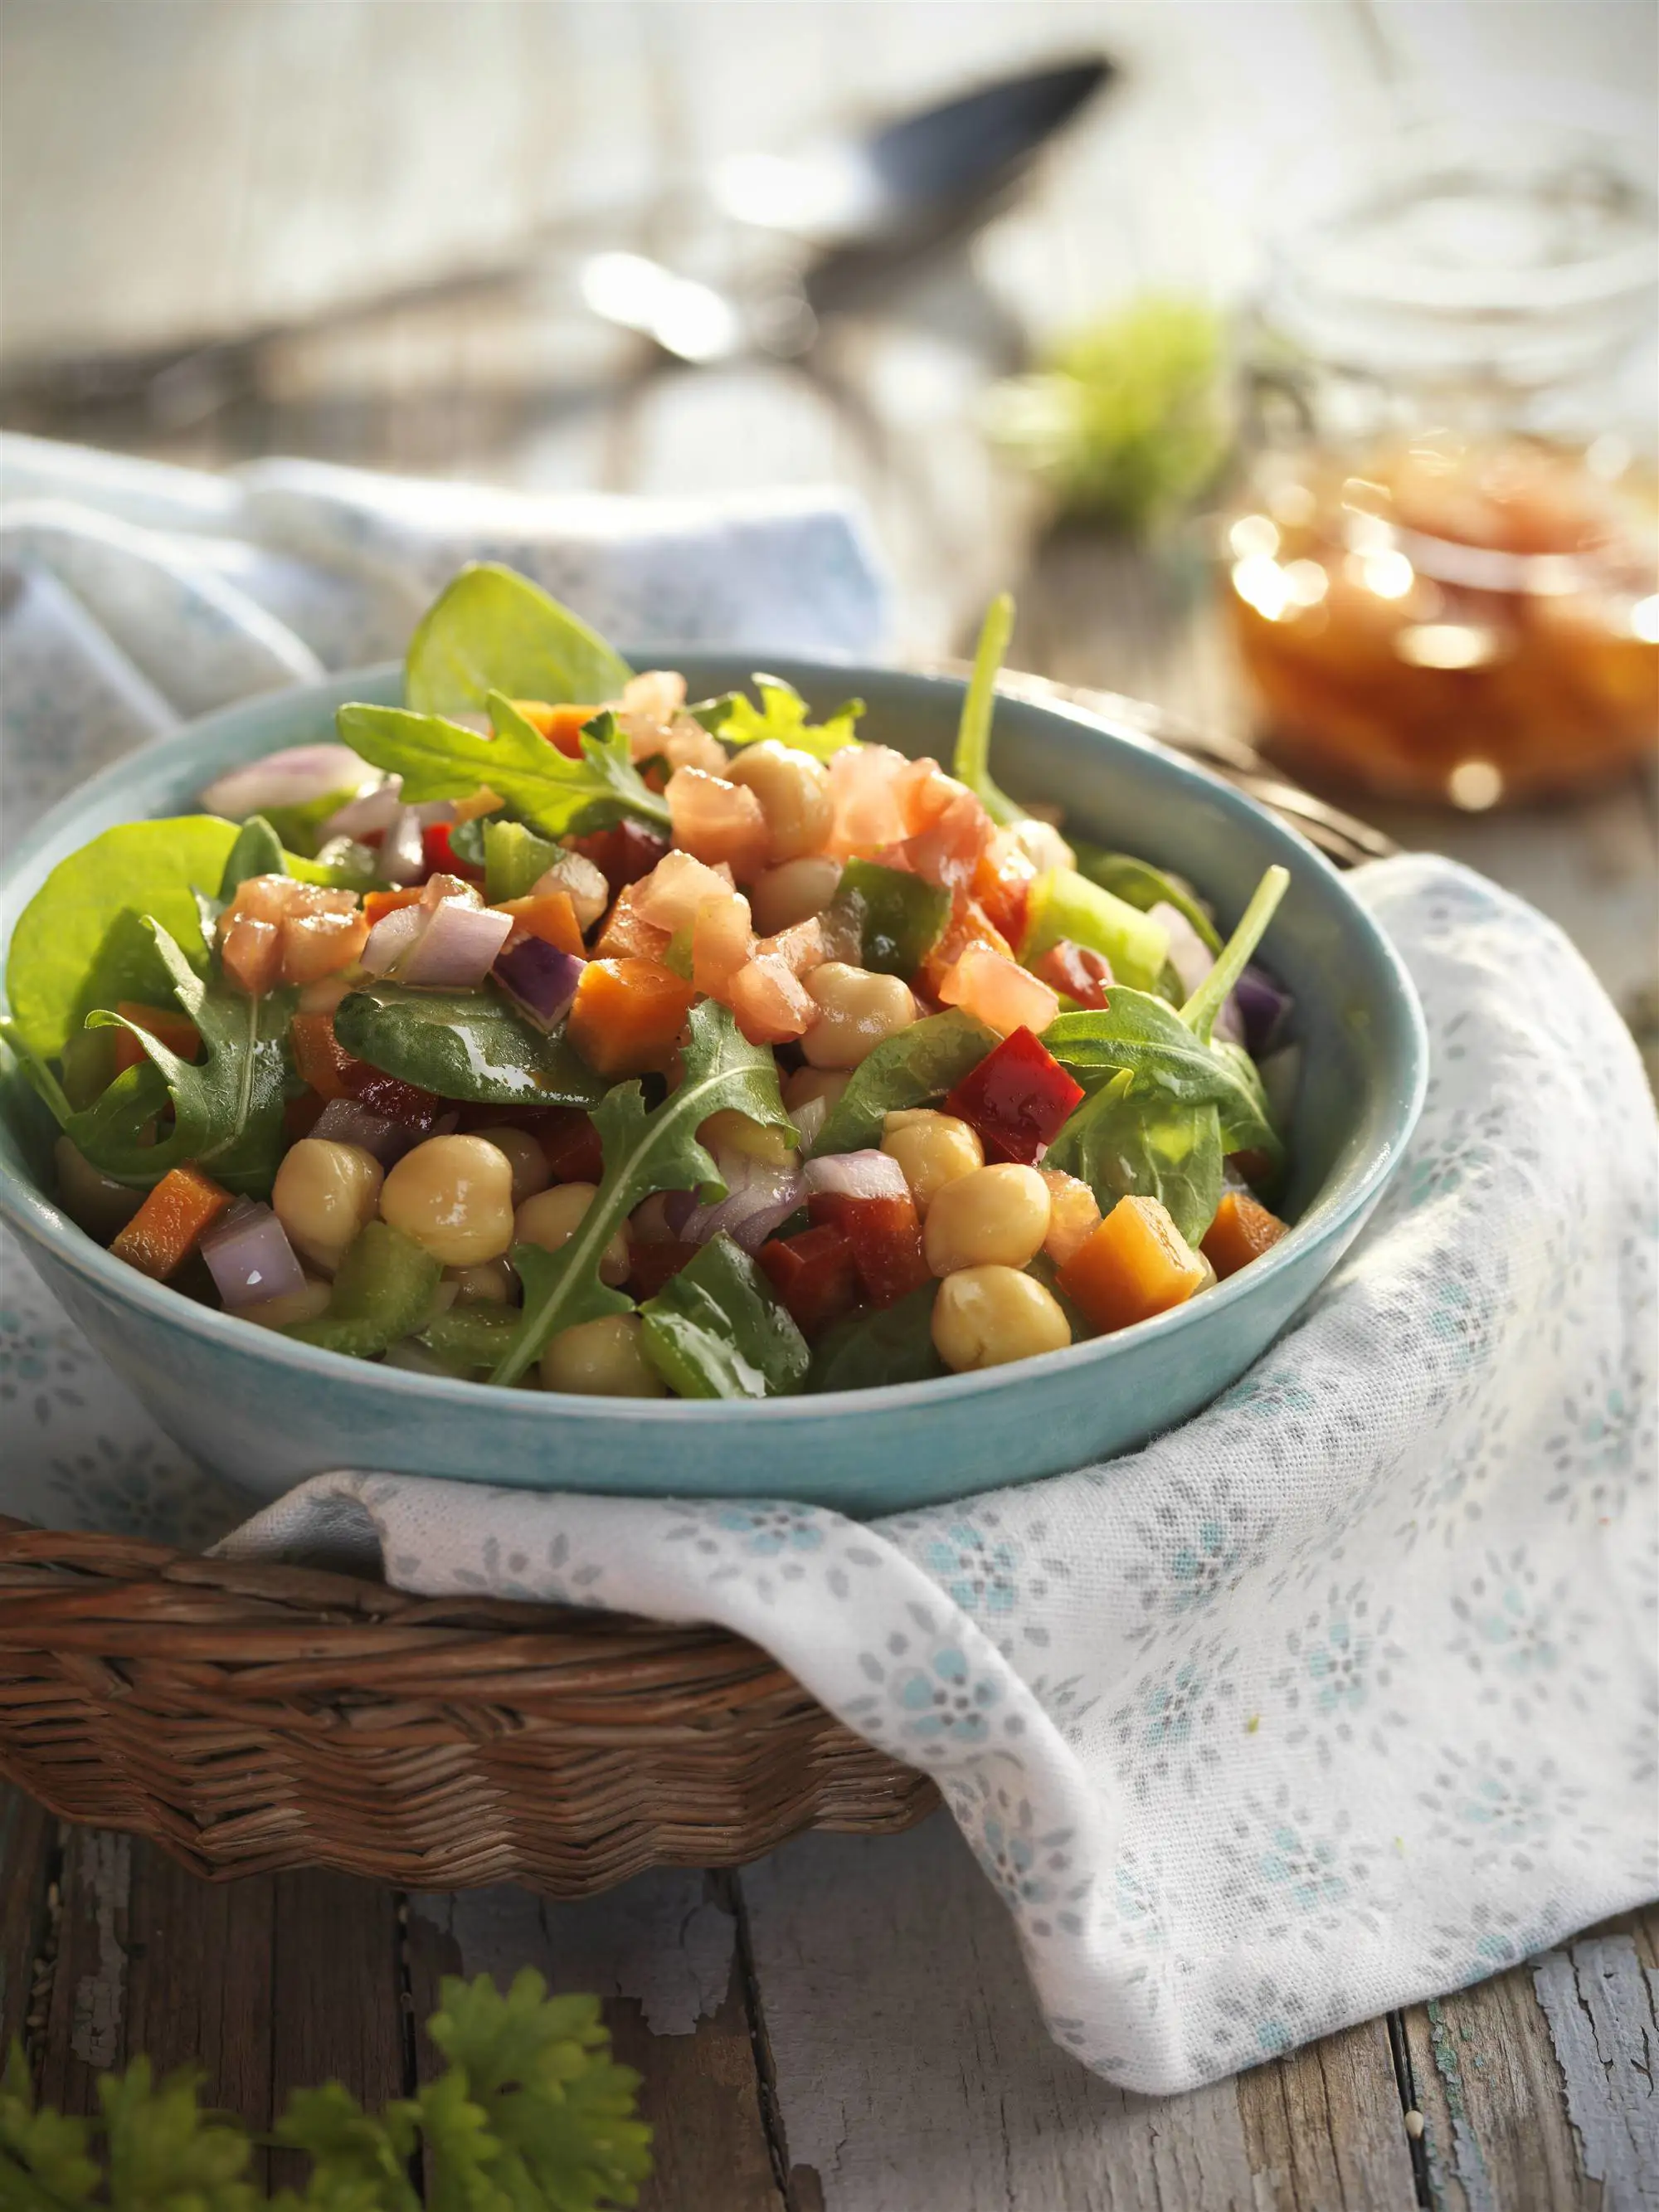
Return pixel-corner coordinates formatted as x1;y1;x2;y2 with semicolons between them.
214;853;1658;2095
0;431;888;845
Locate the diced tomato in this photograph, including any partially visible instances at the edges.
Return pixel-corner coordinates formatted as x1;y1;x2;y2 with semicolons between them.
937;946;1060;1040
692;894;753;997
109;1163;232;1279
1039;1167;1102;1266
511;701;598;757
629;1238;702;1299
896;760;993;890
422;821;482;880
568;957;696;1079
807;1190;930;1308
594;882;674;962
632;850;739;932
944;1026;1085;1166
538;1108;606;1183
972;840;1038;949
363;886;425;927
1032;938;1113;1011
759;1223;862;1337
280;906;370;986
111;1001;200;1076
920;892;1014;1001
727;953;815;1045
666;767;769;880
495;891;585;957
825;743;911;859
572;821;671;897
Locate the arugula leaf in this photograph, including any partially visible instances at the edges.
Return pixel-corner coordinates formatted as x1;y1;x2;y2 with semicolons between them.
952;594;1023;826
4;816;241;1057
0;1017;75;1129
1044;987;1281;1160
1181;863;1288;1045
217;814;287;899
811;1009;999;1157
68;923;293;1196
333;984;606;1108
640;1233;809;1398
1045;1071;1224;1248
285;1222;443;1358
1069;844;1221;953
336;698;669;840
492;1000;793;1386
714;675;864;760
810;1283;943;1393
404;561;633;719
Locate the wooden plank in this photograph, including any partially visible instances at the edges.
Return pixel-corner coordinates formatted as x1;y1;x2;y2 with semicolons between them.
1234;2018;1420;2211
1400;1905;1659;2212
406;1874;783;2212
122;1849;275;2137
36;1823;130;2116
0;1784;55;2060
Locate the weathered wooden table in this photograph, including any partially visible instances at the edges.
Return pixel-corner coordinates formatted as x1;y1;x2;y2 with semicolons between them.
3;7;1656;2203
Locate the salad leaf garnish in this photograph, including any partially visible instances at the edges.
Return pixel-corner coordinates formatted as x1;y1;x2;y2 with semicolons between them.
404;561;633;720
216;814;287;900
333;983;606;1108
712;675;864;761
1180;864;1288;1045
1044;987;1281;1160
811;1009;999;1157
71;922;294;1196
1044;1074;1224;1249
639;1234;810;1398
491;1000;795;1386
336;699;669;840
1070;845;1221;953
809;1282;943;1393
952;593;1023;826
285;1221;442;1357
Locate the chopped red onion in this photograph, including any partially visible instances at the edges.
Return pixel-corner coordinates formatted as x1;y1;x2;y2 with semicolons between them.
494;938;585;1030
321;778;403;842
361;903;430;977
791;1094;830;1152
681;1147;805;1255
1234;964;1294;1058
310;1097;416;1165
662;1188;697;1237
380;805;427;884
202;1201;307;1312
399;899;513;988
804;1149;909;1203
533;850;611;931
200;744;372;823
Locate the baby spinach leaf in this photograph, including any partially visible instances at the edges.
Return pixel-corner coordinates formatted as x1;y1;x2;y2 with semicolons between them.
715;675;864;760
333;982;606;1107
952;593;1023;826
337;698;669;840
404;561;633;719
811;1009;999;1157
5;816;241;1057
70;922;294;1196
285;1222;443;1358
640;1233;810;1399
809;1283;943;1393
217;814;286;899
1045;1071;1223;1249
1044;987;1281;1162
834;860;950;978
491;999;795;1386
1070;845;1221;953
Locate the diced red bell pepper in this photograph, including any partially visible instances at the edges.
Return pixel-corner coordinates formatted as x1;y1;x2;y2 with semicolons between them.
572;821;671;897
537;1108;606;1184
421;821;483;880
283;1090;328;1143
944;1026;1085;1165
806;1191;931;1309
629;1238;702;1299
759;1223;862;1337
1032;938;1113;1011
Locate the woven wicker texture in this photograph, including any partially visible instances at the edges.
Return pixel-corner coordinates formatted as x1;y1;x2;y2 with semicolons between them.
0;714;1383;1893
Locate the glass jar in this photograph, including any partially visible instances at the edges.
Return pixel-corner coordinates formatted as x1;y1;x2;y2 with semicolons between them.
1224;119;1658;808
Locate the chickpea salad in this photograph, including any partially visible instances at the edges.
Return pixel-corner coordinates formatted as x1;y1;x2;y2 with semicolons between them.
2;565;1299;1401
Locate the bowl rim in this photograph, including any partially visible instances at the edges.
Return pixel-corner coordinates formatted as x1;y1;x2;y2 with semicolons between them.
0;656;1428;1423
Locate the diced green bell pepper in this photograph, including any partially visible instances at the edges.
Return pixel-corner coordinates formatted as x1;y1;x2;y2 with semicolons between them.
483;817;564;904
420;1304;520;1369
640;1232;809;1399
834;860;951;978
284;1220;442;1359
1020;867;1169;992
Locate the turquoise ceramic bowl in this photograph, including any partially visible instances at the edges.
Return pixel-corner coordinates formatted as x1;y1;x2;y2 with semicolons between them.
0;660;1425;1515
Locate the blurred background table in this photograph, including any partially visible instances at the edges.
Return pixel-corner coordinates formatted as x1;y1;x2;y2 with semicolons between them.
2;5;1656;2205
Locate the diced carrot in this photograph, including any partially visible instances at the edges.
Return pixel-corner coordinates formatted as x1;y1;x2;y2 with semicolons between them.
496;891;585;957
936;945;1060;1039
111;1001;200;1076
594;882;673;962
510;701;598;758
289;1011;353;1100
1057;1195;1209;1335
567;957;696;1079
109;1163;233;1279
363;886;425;927
1201;1188;1289;1280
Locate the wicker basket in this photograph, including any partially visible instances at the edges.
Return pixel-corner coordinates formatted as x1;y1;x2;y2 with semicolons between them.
0;710;1387;1893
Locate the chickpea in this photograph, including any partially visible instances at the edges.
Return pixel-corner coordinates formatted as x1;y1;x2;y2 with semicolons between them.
784;1065;851;1113
470;1124;551;1208
932;1265;1072;1372
800;962;917;1069
725;741;833;863
378;1134;514;1267
446;1258;516;1306
54;1137;141;1240
540;1313;667;1397
241;1279;333;1330
698;1108;797;1170
923;1164;1051;1276
273;1139;385;1271
882;1109;984;1215
515;1182;630;1286
751;854;843;937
